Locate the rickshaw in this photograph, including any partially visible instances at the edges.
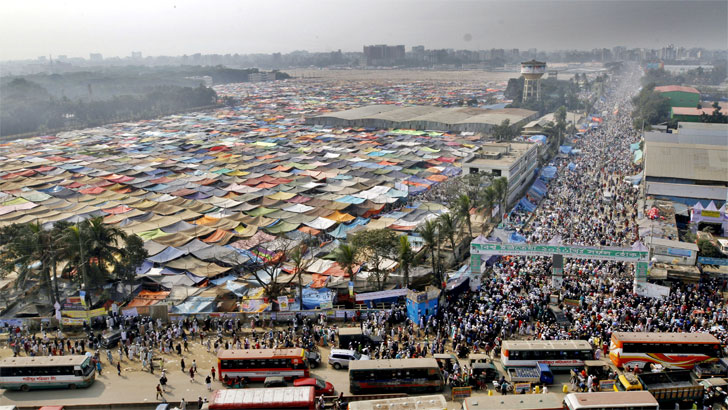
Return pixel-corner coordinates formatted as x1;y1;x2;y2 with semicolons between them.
434;353;459;373
471;362;499;390
584;360;610;380
468;353;491;366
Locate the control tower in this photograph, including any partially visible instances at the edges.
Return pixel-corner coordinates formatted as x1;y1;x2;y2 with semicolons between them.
521;60;546;101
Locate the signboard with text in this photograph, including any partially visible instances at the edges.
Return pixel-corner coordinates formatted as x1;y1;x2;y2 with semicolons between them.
471;242;647;262
451;386;472;400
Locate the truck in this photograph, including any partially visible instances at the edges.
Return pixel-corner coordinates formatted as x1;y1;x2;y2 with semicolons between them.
507;363;554;385
637;370;704;407
693;358;728;381
337;327;382;349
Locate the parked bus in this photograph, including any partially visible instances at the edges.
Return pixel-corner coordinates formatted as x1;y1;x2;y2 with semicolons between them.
563;391;659;410
609;331;721;370
348;395;447;410
0;355;95;391
463;394;564;410
349;358;444;395
209;387;315;410
217;349;309;383
501;340;593;369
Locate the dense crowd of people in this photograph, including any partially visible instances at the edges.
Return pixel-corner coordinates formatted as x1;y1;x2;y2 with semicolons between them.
5;68;728;410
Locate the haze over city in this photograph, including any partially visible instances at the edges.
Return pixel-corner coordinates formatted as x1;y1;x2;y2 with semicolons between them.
1;0;727;61
1;0;728;409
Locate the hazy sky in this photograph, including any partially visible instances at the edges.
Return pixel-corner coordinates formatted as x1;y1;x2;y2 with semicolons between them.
1;0;726;61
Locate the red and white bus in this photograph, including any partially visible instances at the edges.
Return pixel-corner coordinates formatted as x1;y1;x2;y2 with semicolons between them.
217;348;310;383
609;332;722;370
209;386;315;410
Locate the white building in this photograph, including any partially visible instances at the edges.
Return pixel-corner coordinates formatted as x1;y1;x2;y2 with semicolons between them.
462;142;539;206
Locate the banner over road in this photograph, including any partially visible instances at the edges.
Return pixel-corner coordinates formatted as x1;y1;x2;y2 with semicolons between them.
471;242;648;263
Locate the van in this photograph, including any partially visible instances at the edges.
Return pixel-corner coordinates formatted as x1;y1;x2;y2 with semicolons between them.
328;349;369;370
602;190;613;203
717;239;728;256
337;327;382;349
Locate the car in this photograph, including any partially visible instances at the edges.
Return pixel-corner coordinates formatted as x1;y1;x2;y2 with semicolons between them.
328;349;369;370
293;377;335;396
100;329;122;348
263;376;287;388
306;350;321;368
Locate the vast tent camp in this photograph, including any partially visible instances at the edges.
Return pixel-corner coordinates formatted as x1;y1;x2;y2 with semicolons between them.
0;79;515;318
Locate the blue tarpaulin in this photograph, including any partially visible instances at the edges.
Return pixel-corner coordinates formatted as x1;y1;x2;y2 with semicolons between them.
517;197;537;213
559;146;573;155
508;231;527;243
528;135;547;144
301;286;335;310
568;162;577;171
540;166;558;180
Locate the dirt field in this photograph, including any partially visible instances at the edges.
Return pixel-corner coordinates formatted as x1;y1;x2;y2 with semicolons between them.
286;68;577;83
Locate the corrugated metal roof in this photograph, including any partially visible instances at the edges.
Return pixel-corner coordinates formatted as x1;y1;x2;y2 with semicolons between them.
645;141;728;182
655;85;700;94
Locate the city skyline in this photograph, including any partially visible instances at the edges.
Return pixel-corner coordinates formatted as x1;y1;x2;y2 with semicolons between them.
1;0;726;61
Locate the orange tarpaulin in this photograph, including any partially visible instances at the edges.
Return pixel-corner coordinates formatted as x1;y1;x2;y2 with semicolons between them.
298;226;321;236
426;174;448;182
79;187;105;195
324;211;356;223
194;215;220;226
202;229;235;244
310;274;329;288
126;290;170;307
321;262;356;277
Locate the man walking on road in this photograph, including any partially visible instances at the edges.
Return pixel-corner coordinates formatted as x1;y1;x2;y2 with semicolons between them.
156;383;166;402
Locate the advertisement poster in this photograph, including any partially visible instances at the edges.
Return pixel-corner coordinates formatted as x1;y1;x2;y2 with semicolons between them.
277;296;289;311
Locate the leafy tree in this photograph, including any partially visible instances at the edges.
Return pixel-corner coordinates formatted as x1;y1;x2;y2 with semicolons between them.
699;101;728;124
115;234;148;288
631;83;671;129
493;119;519;141
504;77;524;102
351;229;399;291
243;241;298;308
697;239;723;258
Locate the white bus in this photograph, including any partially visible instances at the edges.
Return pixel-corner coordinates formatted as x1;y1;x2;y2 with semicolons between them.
0;355;96;391
348;395;447;410
501;340;593;369
563;391;659;410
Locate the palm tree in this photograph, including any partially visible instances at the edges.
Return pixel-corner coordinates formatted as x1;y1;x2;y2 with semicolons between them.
455;194;473;240
290;246;313;310
438;213;458;262
397;235;414;288
479;186;496;222
0;222;59;306
334;243;358;291
63;217;127;305
417;219;440;286
491;177;509;221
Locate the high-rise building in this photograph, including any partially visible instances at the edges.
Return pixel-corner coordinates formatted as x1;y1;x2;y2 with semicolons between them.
363;45;405;65
131;51;142;59
89;53;103;61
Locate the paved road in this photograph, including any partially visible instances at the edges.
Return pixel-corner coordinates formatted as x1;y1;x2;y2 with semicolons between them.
0;341;576;409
